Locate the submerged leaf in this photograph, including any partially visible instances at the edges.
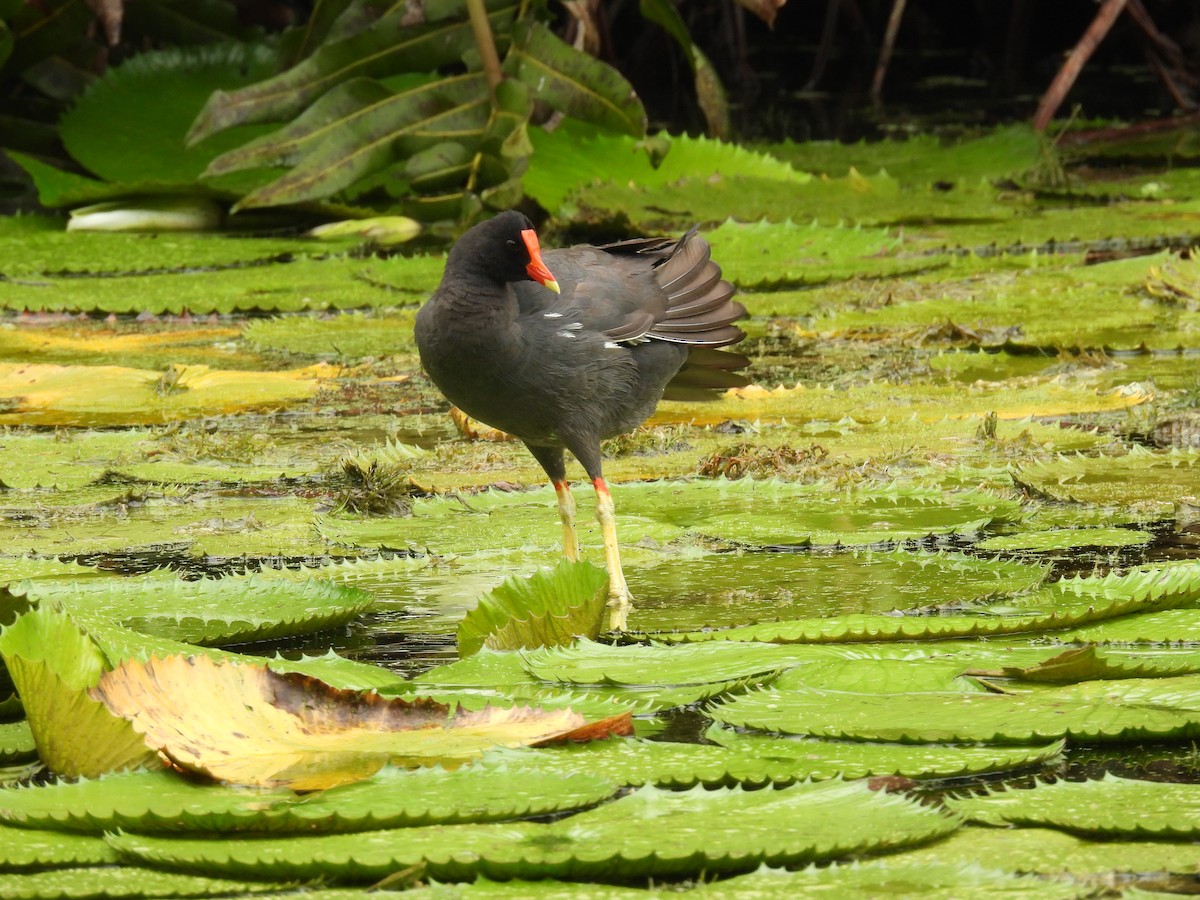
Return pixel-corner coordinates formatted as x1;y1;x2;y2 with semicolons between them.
94;654;632;788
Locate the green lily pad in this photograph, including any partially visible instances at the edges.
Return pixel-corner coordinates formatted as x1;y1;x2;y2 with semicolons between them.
0;430;154;490
900;826;1200;877
1056;608;1200;644
0;761;616;834
974;527;1153;551
244;309;420;361
457;561;607;657
73;613;404;693
0;255;423;315
0;362;334;427
522;638;828;687
0;214;315;276
107;780;959;882
629;549;1049;632
0;494;328;559
0;606;157;777
0;557;103;587
766;125;1044;186
652;563;1200;643
701;860;1082;899
403;649;706;716
0;825;119;868
16;573;375;646
713;672;1200;744
0;719;36;764
59;43;281;196
1014;446;1200;514
0;866;290;899
987;644;1200;683
525;121;805;216
949;774;1200;838
818;251;1200;350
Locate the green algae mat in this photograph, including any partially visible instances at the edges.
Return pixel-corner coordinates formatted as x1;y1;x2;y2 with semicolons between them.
2;124;1200;896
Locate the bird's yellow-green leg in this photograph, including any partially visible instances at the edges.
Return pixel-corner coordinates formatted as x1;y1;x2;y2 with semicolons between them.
592;477;633;631
552;479;580;562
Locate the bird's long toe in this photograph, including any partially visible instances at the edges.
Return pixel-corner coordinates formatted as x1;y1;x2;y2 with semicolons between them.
606;587;633;632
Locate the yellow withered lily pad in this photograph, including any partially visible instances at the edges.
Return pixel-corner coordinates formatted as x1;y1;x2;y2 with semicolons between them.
0;362;340;426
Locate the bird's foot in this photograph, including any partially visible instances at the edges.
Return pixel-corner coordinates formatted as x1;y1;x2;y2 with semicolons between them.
605;587;634;632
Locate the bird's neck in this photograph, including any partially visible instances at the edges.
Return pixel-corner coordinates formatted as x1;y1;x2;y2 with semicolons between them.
441;270;514;312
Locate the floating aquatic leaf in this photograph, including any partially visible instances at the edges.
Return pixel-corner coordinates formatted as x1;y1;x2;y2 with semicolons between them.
0;866;290;899
770;657;988;694
0;719;36;765
974;527;1153;552
0;212;331;278
712;672;1200;744
949;774;1200;839
0;255;424;315
524;120;803;215
1014;446;1200;513
901;826;1200;877
457;560;608;657
704;860;1080;900
521;638;828;687
0;761;616;834
767;125;1044;186
628;549;1049;632
819;250;1200;350
0;825;119;868
73;611;406;694
94;654;632;789
653;563;1200;643
705;219;912;288
107;780;958;882
984;644;1200;683
0;494;328;559
331;479;1025;557
0;363;335;427
17;573;375;646
1057;608;1200;644
0;557;103;588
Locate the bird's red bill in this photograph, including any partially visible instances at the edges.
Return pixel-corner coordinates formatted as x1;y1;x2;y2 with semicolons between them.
521;228;561;294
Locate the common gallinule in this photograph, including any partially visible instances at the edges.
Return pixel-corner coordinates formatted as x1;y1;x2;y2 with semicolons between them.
415;210;747;630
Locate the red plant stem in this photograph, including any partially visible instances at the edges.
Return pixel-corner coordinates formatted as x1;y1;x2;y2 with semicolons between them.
1032;0;1129;131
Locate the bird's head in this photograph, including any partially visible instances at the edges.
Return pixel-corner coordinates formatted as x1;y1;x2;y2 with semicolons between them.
453;210;561;293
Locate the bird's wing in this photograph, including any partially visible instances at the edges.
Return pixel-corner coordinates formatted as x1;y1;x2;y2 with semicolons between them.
512;246;668;343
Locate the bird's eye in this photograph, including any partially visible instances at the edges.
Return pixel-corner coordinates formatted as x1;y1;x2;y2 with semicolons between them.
506;239;517;247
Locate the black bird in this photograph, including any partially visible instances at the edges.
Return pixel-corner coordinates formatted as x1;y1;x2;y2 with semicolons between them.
415;210;747;629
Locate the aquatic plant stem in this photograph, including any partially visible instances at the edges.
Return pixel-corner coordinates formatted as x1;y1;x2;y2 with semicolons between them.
466;0;505;94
